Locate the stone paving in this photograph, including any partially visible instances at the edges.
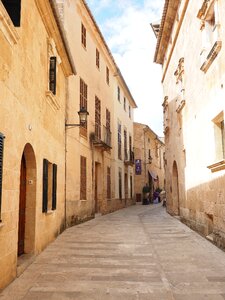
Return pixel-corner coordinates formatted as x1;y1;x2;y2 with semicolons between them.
1;203;225;299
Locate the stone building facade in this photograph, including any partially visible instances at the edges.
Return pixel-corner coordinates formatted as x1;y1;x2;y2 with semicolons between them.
0;0;75;289
58;0;137;225
154;0;225;249
134;123;165;202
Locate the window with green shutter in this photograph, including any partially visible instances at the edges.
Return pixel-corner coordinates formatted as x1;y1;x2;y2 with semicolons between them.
42;159;57;213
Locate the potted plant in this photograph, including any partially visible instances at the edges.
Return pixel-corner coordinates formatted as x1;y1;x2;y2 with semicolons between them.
142;185;150;205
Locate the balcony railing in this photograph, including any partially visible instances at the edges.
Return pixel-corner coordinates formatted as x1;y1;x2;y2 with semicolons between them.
91;125;111;150
124;150;134;165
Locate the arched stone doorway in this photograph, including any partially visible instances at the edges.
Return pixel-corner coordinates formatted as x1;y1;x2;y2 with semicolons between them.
172;161;180;215
18;144;36;257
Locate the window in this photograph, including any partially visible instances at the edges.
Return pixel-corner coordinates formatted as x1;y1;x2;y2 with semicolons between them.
105;109;111;146
2;0;21;27
80;156;87;200
118;122;122;160
148;149;151;159
107;167;111;199
130;175;133;198
124;129;127;160
129;135;132;161
96;48;100;69
81;23;86;48
95;96;101;139
129;105;131;118
118;168;122;199
49;57;57;95
106;67;109;85
0;133;4;222
123;97;126;111
197;0;221;72
214;113;225;161
117;86;120;102
80;78;88;131
42;159;57;213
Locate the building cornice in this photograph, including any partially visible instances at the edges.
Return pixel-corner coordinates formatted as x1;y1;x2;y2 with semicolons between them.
154;0;180;64
35;0;76;77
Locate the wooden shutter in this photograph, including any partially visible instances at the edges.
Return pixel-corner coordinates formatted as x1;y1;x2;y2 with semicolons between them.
80;79;88;129
124;130;127;160
2;0;21;27
96;49;100;68
118;123;121;159
106;67;109;84
107;167;111;199
49;57;57;95
81;23;86;48
0;133;4;221
95;96;101;139
52;164;57;210
42;159;48;213
119;169;122;199
80;156;87;200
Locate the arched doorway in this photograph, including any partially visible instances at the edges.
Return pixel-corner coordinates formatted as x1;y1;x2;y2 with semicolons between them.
18;144;36;256
172;161;180;215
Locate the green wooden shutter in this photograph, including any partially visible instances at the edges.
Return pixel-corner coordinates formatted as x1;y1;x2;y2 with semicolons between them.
42;159;48;213
52;164;57;210
2;0;21;27
0;133;5;221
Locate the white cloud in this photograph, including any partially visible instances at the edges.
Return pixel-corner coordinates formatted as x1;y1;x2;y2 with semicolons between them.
86;0;164;136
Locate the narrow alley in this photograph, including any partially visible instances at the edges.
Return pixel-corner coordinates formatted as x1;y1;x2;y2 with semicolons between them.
1;204;225;300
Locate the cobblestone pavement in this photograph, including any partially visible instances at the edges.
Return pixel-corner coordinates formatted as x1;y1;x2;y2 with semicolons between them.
1;203;225;300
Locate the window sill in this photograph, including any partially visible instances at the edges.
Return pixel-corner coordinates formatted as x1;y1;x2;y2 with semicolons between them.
46;210;54;215
207;159;225;173
46;91;60;111
80;199;87;202
0;2;20;46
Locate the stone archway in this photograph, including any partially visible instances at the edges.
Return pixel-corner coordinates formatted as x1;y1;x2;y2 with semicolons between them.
18;143;36;257
172;161;180;215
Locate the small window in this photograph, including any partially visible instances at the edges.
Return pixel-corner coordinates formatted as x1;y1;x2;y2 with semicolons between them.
124;129;127;160
213;113;225;161
2;0;21;27
117;86;120;102
123;97;126;111
81;23;86;48
106;67;109;85
49;57;57;95
42;159;57;213
129;105;131;118
130;175;133;198
0;133;5;222
80;156;87;200
96;48;100;69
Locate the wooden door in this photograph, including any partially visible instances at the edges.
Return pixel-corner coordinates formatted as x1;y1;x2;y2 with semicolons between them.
18;154;26;256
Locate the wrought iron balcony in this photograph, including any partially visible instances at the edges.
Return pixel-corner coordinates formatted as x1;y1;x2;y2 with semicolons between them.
124;150;134;166
91;125;111;150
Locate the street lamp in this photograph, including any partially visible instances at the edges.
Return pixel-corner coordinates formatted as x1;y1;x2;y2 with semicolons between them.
65;107;89;127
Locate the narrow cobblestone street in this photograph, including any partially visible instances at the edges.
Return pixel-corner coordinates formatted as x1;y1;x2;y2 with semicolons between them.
1;204;225;300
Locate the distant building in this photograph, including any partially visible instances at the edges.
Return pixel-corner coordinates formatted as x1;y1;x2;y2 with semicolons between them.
154;0;225;249
0;0;74;289
134;123;165;202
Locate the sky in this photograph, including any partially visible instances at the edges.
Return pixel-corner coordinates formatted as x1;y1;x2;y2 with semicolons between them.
86;0;165;137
